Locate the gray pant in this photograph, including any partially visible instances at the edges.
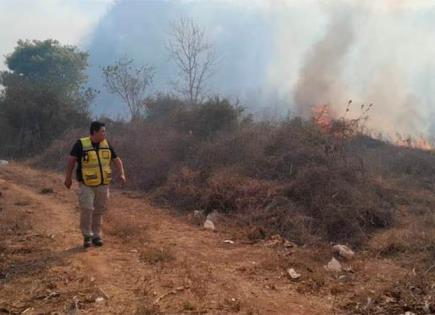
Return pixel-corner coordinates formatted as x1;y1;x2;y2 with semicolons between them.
78;183;109;238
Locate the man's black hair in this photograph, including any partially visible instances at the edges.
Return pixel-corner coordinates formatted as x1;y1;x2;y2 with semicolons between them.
90;121;105;135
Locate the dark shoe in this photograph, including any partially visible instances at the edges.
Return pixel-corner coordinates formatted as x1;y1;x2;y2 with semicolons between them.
83;236;92;248
92;237;104;247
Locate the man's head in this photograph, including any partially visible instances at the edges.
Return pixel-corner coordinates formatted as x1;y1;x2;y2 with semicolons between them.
89;121;106;142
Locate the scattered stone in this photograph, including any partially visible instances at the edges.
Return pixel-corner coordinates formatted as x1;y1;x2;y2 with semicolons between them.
203;219;215;231
287;268;301;280
0;160;8;166
325;257;342;273
95;297;105;303
130;249;138;253
405;312;416;315
224;240;235;244
333;244;355;260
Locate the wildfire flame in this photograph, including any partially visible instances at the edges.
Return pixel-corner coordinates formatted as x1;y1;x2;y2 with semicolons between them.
312;104;333;133
311;103;433;151
395;135;433;151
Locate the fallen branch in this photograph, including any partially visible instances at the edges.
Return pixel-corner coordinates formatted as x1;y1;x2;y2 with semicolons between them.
153;286;190;304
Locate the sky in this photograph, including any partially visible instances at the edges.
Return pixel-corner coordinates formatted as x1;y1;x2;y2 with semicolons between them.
0;0;112;69
1;0;435;137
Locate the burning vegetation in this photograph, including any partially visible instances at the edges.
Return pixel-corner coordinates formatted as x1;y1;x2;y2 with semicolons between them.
34;95;435;247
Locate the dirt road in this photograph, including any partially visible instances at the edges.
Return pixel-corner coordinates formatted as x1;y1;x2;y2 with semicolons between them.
0;163;332;314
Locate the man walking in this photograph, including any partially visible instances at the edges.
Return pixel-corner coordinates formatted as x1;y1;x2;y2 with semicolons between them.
64;121;126;248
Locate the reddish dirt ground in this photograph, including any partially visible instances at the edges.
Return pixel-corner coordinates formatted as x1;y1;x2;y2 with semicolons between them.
0;163;333;314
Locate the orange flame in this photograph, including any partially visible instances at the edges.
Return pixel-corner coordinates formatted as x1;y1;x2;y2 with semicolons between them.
312;104;333;133
395;135;433;151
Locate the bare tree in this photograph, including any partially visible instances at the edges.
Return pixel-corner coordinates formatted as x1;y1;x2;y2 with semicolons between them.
167;17;217;105
102;58;153;120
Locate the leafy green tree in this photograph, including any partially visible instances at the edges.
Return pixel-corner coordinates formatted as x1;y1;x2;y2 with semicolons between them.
0;39;92;157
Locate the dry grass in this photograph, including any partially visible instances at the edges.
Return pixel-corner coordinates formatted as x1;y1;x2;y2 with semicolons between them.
139;247;175;265
106;213;149;242
370;215;435;267
32;97;435;249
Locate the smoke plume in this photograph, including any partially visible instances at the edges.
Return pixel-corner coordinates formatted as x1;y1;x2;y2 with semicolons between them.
84;0;435;137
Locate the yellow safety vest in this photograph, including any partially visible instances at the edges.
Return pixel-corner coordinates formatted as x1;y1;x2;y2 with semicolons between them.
80;136;112;186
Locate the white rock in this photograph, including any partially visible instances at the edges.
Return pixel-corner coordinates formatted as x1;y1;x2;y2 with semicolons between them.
224;240;234;244
95;297;105;303
404;312;416;315
287;268;301;280
325;257;342;272
0;160;8;166
203;219;215;231
333;244;355;260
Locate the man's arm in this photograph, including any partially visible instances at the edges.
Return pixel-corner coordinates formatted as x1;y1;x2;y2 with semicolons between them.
64;156;77;189
113;157;126;185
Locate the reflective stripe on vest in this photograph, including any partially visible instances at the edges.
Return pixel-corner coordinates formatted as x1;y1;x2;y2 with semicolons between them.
80;137;112;186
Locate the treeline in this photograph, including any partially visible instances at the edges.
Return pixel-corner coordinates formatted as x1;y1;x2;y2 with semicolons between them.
0;17;218;157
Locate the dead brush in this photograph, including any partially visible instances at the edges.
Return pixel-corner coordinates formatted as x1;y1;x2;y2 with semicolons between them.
34;97;435;248
153;167;204;210
201;171;282;214
316;100;373;164
369;212;435;269
106;213;148;241
343;272;435;315
139;247;175;265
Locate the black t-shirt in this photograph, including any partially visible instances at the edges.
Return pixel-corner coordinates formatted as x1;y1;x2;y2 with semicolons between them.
70;139;118;182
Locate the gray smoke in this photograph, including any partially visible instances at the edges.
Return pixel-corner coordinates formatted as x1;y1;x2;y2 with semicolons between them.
293;5;355;118
84;0;435;137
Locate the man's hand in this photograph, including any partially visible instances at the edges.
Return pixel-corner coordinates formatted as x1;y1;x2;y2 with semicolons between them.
65;156;77;190
119;174;126;186
64;177;72;189
113;158;126;187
